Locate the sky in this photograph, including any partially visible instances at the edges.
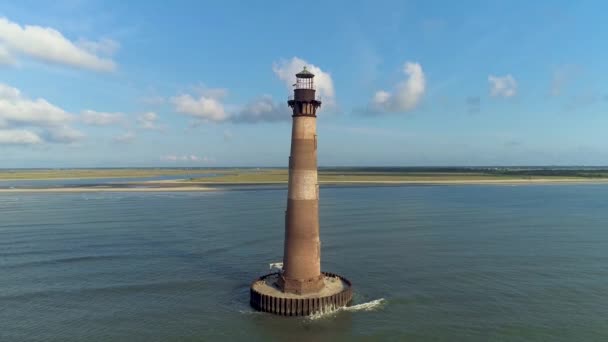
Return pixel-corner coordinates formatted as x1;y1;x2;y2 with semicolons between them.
1;0;607;168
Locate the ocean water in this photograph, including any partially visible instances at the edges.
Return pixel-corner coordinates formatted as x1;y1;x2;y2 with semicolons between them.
1;184;607;341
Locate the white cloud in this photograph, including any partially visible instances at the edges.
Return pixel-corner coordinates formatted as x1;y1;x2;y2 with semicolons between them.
77;38;120;56
0;83;72;126
81;109;124;126
371;61;426;113
0;45;15;65
113;131;136;144
232;95;288;123
173;91;290;125
488;74;517;98
0;83;85;145
0;17;116;72
171;92;228;122
0;83;20;99
373;90;391;105
0;129;42;145
160;154;208;162
137;111;159;129
160;155;179;161
172;58;331;125
44;125;85;143
273;57;336;107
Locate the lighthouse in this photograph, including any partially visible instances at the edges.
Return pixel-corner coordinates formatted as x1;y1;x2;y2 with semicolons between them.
250;67;352;316
279;66;324;294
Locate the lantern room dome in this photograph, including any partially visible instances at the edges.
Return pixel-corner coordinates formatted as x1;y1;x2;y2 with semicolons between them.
296;66;314;78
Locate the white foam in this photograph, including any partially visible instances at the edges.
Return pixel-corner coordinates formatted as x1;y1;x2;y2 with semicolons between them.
342;298;386;312
307;298;386;320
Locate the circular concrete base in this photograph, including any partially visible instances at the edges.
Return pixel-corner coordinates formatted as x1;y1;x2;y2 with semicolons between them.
250;272;353;316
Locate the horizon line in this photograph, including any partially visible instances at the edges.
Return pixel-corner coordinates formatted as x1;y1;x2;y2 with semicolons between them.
2;165;608;170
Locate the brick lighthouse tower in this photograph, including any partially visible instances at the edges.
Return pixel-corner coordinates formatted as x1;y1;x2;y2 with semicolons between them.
279;66;324;294
250;67;352;316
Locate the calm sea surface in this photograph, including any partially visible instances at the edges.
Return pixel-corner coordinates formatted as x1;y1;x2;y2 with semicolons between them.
1;185;607;341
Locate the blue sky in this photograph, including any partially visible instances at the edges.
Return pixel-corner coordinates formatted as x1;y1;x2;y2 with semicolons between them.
1;0;607;167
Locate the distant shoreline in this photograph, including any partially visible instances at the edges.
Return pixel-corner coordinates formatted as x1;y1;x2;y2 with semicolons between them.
3;167;608;193
2;178;608;193
182;178;608;185
0;186;215;193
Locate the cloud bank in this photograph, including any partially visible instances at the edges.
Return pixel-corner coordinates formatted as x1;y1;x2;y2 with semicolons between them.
171;57;333;125
0;83;84;145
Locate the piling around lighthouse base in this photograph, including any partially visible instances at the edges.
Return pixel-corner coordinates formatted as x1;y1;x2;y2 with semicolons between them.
250;272;353;316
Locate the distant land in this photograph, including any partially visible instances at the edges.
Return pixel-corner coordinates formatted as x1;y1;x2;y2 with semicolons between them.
1;167;608;192
183;167;608;184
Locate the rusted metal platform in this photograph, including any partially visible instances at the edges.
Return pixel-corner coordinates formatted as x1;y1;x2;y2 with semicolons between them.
250;272;353;316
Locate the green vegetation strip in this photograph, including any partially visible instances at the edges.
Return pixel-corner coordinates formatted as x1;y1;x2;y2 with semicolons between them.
0;169;235;180
186;169;603;184
2;168;607;183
